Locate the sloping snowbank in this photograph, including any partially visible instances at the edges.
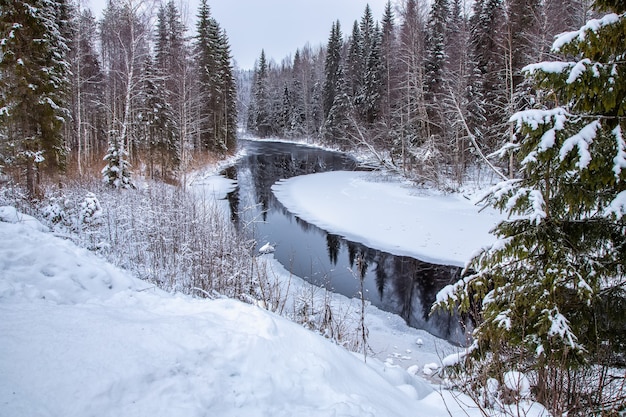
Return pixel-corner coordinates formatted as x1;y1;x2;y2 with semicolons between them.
272;171;506;266
0;215;449;417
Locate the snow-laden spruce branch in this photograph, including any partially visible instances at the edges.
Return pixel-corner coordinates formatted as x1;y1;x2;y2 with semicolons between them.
552;12;624;52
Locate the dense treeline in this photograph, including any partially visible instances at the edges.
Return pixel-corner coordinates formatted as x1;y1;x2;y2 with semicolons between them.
1;0;237;193
246;0;591;187
246;1;626;413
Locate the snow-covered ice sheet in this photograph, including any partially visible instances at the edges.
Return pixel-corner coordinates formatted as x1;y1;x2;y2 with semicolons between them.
272;171;505;266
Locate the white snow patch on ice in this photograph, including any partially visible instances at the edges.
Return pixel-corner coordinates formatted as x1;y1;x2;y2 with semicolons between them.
259;242;275;254
190;174;237;200
272;171;505;266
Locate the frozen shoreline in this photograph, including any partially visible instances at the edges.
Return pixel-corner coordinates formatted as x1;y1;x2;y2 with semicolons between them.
272;170;506;267
0;210;465;417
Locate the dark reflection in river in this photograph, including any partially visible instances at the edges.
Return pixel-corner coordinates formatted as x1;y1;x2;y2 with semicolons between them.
223;139;468;345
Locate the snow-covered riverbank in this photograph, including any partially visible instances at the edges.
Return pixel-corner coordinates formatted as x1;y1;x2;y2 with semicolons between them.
0;142;550;416
0;209;471;416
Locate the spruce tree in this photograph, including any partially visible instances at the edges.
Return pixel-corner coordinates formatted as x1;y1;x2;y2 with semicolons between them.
361;23;382;124
468;0;506;151
354;5;382;124
195;0;236;151
216;28;237;151
379;1;397;125
438;0;626;412
346;21;362;101
287;50;307;137
101;134;133;189
139;55;179;179
322;21;343;121
0;0;71;194
322;64;353;143
249;50;271;137
424;0;450;100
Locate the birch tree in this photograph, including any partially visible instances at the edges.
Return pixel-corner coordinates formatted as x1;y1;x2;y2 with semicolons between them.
100;0;150;188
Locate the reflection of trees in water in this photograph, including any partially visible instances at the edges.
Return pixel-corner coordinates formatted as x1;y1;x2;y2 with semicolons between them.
225;142;357;227
223;140;468;344
326;234;340;265
327;234;467;344
222;165;240;227
346;242;368;278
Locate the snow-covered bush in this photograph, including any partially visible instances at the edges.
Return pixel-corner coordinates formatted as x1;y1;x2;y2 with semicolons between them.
40;198;69;226
78;193;102;226
39;191;103;232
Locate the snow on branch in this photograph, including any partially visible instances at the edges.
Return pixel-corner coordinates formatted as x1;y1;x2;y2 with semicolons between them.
544;308;580;351
559;120;601;169
566;58;592;84
605;190;626;218
528;190;547;224
553;13;621;52
509;108;568;132
487;142;520;160
482;179;521;203
613;124;626;178
522;61;574;75
494;309;512;330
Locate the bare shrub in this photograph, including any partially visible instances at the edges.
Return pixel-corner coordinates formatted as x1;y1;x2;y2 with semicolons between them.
6;175;370;353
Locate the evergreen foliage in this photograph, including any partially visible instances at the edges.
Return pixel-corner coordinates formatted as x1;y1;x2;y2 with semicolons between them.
248;50;272;137
195;0;237;152
139;56;180;179
425;0;450;99
379;1;397;125
437;0;626;412
102;133;133;189
0;0;71;194
322;21;343;121
355;5;383;125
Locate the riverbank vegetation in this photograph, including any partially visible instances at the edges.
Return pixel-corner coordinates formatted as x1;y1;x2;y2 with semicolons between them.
2;0;625;414
247;0;626;414
0;176;367;353
245;0;598;189
1;0;237;195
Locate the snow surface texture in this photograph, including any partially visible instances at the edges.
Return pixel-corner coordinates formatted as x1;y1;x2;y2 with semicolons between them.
272;171;505;266
0;216;451;417
0;202;552;416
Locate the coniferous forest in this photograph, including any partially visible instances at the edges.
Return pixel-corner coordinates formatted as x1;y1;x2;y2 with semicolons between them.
1;0;237;193
246;0;613;188
2;0;626;415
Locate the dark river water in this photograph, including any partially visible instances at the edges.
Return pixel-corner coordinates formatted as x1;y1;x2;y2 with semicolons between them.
222;139;467;345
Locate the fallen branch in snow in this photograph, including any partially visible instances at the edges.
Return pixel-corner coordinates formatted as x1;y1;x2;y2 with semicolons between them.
448;87;509;182
193;287;217;299
345;115;399;173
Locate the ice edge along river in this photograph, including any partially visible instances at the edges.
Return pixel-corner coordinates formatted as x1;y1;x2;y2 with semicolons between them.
271;170;506;267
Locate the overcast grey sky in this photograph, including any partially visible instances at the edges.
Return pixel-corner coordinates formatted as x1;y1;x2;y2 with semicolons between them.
88;0;390;70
